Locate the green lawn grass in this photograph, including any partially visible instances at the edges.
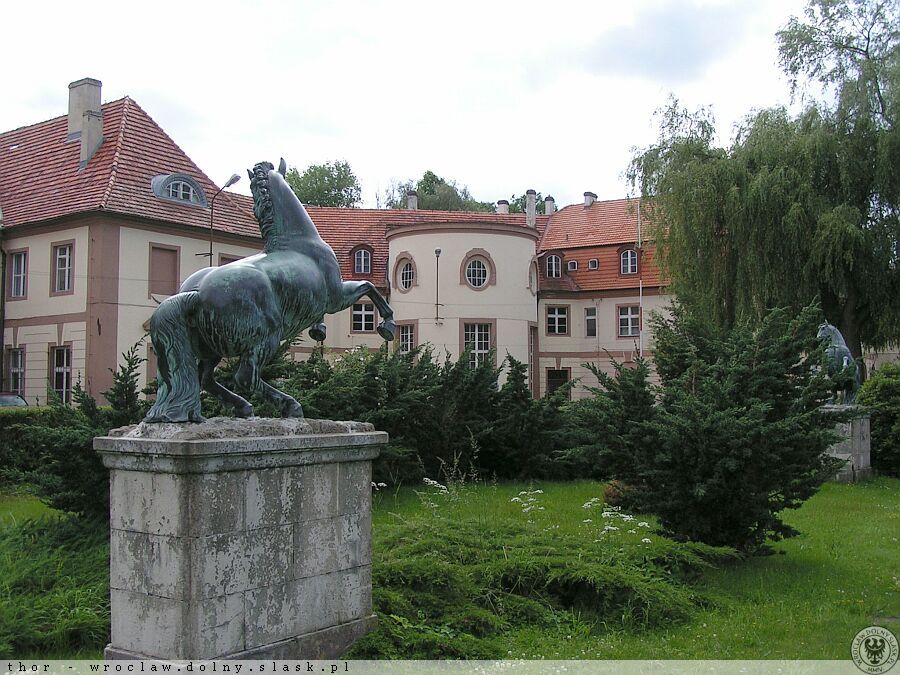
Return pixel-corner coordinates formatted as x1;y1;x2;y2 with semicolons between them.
369;477;899;659
1;477;897;659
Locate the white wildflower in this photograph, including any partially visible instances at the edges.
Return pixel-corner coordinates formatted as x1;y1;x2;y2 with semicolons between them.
638;522;650;528
641;538;652;544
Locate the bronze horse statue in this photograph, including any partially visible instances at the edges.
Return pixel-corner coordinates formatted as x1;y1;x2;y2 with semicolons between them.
145;159;395;423
816;321;861;405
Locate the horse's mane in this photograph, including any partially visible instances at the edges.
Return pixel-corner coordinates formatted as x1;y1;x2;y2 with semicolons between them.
248;161;276;243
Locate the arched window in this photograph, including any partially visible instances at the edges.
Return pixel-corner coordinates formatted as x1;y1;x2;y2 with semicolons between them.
547;255;561;278
466;258;488;288
354;248;372;275
620;249;638;275
400;261;414;289
151;174;208;207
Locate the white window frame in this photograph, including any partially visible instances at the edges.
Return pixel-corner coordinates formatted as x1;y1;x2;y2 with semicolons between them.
54;244;73;293
464;323;491;367
399;261;414;290
620;249;638;275
7;348;24;396
585;307;597;338
398;324;415;353
465;258;488;288
354;249;372;275
567;260;578;272
165;180;198;203
52;345;72;404
547;306;568;335
10;251;26;298
352;302;375;331
588;258;599;270
546;255;561;278
618;305;641;337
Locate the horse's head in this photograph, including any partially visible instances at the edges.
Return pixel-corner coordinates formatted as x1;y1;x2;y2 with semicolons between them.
817;321;848;349
248;159;322;248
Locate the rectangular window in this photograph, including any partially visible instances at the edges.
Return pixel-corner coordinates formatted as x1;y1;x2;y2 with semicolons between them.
52;243;73;294
588;259;599;270
7;348;24;396
9;251;27;298
464;323;491;367
398;324;415;353
547;306;568;335
52;346;72;404
567;260;578;271
150;246;179;296
218;254;242;266
618;305;641;337
352;303;375;331
585;307;597;337
546;369;570;398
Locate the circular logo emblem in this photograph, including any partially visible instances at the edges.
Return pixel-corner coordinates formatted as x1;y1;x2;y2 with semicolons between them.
852;626;899;673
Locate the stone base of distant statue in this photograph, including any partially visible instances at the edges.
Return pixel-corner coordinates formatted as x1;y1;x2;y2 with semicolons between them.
94;417;385;661
822;405;872;482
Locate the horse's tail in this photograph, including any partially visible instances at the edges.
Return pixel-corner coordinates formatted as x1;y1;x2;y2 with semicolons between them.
144;291;204;423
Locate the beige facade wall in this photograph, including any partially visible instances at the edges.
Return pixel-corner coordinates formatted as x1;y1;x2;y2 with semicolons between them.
3;320;87;404
4;225;89;319
387;227;539;382
538;291;670;399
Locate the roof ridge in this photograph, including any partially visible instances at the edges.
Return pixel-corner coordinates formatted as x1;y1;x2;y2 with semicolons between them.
0;96;129;138
100;96;131;209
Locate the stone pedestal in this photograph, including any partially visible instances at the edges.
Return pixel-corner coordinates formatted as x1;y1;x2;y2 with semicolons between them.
822;405;872;482
94;417;385;661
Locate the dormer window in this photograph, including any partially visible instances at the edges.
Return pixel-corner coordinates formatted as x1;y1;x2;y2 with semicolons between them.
546;255;561;278
620;249;638;275
353;247;372;275
151;174;208;207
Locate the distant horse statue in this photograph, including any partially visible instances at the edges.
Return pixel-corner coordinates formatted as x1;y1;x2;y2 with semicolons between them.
817;321;861;405
145;159;395;423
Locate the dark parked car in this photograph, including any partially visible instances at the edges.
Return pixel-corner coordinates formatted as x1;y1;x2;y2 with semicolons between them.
0;393;28;407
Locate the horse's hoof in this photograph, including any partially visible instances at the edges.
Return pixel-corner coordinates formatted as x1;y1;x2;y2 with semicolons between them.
234;403;254;418
282;401;304;418
377;318;396;341
309;323;326;342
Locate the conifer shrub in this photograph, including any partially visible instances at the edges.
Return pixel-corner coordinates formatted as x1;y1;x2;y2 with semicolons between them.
857;363;900;477
577;304;843;554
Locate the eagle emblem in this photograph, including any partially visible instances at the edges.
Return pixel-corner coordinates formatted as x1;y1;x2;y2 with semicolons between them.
865;636;887;665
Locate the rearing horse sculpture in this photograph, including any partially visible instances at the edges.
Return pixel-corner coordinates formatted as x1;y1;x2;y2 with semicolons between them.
816;321;861;405
145;159;395;423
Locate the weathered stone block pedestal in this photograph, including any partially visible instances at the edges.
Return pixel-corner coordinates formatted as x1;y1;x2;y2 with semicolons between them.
94;418;385;660
822;405;872;482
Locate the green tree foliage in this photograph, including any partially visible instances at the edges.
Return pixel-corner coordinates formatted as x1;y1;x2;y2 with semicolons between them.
285;160;362;208
582;304;841;554
383;170;494;212
857;362;900;476
628;0;900;362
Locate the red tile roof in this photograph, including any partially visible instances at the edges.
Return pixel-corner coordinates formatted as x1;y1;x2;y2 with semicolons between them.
0;98;257;238
538;198;664;292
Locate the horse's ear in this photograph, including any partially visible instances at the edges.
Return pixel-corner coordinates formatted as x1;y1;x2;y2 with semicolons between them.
247;169;253;180
278;158;287;176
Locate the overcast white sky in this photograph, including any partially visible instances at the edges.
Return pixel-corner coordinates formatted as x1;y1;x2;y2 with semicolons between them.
2;0;807;208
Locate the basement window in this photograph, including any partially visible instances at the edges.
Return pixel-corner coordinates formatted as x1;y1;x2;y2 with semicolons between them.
151;174;208;207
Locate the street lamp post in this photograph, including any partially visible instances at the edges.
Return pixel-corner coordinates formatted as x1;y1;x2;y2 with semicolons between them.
202;173;241;262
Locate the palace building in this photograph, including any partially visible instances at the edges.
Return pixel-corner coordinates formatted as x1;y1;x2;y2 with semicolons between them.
0;79;663;405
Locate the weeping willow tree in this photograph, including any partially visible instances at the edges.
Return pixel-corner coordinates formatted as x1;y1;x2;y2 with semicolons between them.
628;0;899;366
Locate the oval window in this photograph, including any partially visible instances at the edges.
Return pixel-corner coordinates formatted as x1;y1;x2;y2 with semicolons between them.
400;261;414;290
465;258;488;288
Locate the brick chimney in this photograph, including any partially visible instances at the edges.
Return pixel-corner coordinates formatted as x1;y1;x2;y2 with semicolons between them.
544;196;556;215
406;190;418;210
68;78;104;167
584;191;597;208
496;199;509;214
525;189;536;228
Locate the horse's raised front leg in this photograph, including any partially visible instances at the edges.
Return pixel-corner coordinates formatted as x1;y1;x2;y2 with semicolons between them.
200;358;253;418
337;280;395;341
309;317;326;342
